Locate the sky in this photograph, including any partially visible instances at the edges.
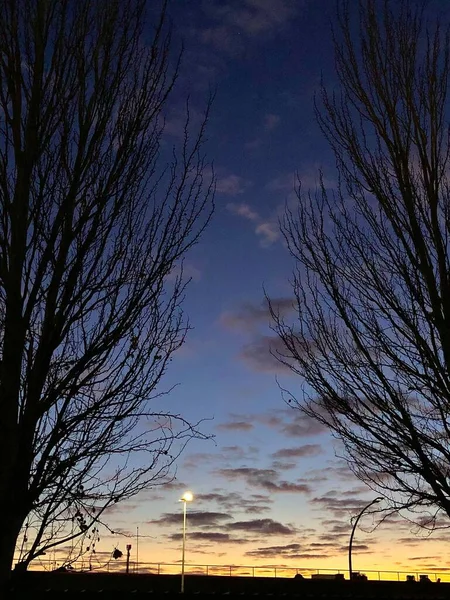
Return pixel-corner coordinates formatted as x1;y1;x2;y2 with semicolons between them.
29;0;450;580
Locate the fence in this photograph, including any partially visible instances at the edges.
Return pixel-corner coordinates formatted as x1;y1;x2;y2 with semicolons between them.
22;558;450;583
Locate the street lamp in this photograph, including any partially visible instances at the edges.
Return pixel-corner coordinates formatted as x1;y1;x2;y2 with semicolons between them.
180;491;193;593
348;497;382;580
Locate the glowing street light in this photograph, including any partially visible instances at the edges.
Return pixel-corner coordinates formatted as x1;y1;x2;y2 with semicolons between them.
348;497;382;580
180;491;193;593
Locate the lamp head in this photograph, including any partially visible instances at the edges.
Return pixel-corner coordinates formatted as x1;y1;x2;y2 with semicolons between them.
181;491;193;502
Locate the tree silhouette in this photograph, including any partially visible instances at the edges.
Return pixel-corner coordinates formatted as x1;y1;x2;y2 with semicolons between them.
0;0;214;584
272;0;450;525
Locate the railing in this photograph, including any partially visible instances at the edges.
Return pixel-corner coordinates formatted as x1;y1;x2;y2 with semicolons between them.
21;558;450;583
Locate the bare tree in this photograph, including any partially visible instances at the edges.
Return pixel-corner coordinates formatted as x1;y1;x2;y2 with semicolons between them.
0;0;214;584
271;0;450;525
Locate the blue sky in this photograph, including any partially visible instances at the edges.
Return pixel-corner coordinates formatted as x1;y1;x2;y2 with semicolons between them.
37;0;450;577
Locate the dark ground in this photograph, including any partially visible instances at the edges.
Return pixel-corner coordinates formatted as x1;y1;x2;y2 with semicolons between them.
6;571;450;600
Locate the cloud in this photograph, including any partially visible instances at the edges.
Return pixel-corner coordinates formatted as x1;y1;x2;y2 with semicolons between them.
226;203;280;247
225;408;327;439
309;542;341;549
219;298;294;332
265;168;337;199
225;518;296;535
246;546;333;560
245;543;301;558
183;447;260;471
310;495;375;518
239;331;318;374
243;541;340;561
272;410;327;438
240;334;295;373
182;452;219;470
200;0;302;56
169;531;239;543
304;463;358;482
343;544;370;553
271;445;323;459
195;491;272;515
216;175;250;196
222;445;259;458
270;460;297;471
151;511;231;527
226;202;259;220
222;0;298;36
264;113;281;131
218;467;311;494
217;420;254;432
255;222;280;246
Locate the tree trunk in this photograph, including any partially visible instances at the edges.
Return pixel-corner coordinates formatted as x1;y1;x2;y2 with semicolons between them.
0;408;27;591
0;513;23;593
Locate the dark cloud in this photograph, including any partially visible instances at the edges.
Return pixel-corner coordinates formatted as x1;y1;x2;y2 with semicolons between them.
257;409;327;438
245;543;301;558
304;464;357;482
270;460;297;471
246;546;334;560
221;445;259;459
225;518;296;535
182;452;217;470
240;334;295;373
309;542;340;548
271;444;323;459
151;511;231;528
194;491;272;514
183;446;259;470
310;495;376;520
341;486;371;496
102;502;140;516
243;504;269;515
311;495;377;517
217;467;311;494
318;532;349;542
217;421;254;431
149;479;188;491
219;298;294;332
290;553;333;560
281;416;328;438
340;544;370;553
397;537;421;546
169;532;238;543
221;409;327;439
319;521;352;537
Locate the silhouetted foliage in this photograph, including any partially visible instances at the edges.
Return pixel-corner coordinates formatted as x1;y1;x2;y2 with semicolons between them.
0;0;214;584
272;0;450;525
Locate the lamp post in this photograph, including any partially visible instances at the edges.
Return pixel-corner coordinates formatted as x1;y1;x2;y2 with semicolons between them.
180;491;193;593
348;497;382;580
